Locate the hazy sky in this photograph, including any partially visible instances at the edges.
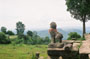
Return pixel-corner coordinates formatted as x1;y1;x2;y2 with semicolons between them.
0;0;90;30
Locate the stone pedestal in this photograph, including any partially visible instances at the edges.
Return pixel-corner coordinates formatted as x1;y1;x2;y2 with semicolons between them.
48;43;64;48
80;54;89;59
47;48;79;59
79;34;90;59
49;56;60;59
47;40;80;59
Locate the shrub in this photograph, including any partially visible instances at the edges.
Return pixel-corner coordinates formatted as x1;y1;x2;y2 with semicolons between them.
1;27;7;34
0;32;11;44
7;30;15;35
67;32;81;40
78;37;85;40
27;30;33;37
43;36;50;44
11;35;31;45
12;38;24;45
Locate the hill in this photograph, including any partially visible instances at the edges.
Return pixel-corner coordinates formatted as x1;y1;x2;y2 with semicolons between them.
37;27;90;40
37;28;67;40
12;27;90;40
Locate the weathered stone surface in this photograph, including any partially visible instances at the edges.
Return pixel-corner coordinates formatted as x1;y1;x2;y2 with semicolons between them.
49;22;63;43
79;40;90;54
39;56;44;59
79;34;90;54
56;43;64;48
89;54;90;59
62;40;74;44
48;43;57;48
48;43;64;48
73;43;80;51
48;48;64;51
64;44;72;51
84;34;90;40
74;40;81;43
48;48;79;59
48;40;82;59
80;54;89;59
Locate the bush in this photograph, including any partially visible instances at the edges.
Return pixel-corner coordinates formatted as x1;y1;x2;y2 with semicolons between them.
10;32;50;45
78;37;85;40
7;30;15;35
1;27;7;34
0;32;11;44
43;36;50;44
67;32;81;40
11;35;32;45
27;30;33;37
12;38;24;45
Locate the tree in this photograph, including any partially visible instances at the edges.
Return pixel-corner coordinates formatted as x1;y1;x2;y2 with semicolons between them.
7;30;15;35
1;27;7;34
32;31;38;39
67;32;81;40
27;30;33;37
16;21;25;38
0;32;11;44
66;0;90;37
44;36;50;44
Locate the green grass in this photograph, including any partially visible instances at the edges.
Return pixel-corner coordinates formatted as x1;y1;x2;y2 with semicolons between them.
0;44;48;59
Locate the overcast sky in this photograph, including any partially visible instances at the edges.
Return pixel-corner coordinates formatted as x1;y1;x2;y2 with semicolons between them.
0;0;90;30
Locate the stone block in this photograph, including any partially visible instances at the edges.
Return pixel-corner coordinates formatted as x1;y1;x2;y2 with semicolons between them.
48;43;64;48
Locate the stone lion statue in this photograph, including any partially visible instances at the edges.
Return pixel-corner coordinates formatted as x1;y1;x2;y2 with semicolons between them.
49;22;63;43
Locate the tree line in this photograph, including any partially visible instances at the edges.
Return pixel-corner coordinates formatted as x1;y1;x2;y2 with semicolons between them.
0;21;50;44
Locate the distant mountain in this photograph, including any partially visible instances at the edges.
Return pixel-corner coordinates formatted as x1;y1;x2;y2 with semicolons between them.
37;28;90;40
63;28;82;35
37;28;67;40
12;27;90;40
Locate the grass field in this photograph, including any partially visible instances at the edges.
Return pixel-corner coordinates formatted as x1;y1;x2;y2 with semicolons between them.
0;44;48;59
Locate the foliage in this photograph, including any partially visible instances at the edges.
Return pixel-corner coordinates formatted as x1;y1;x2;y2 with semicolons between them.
1;26;7;34
0;24;50;45
10;34;50;45
16;21;25;38
78;37;85;40
28;31;50;45
32;31;38;37
66;0;90;36
67;32;81;40
11;35;30;45
27;30;33;37
31;36;50;45
31;36;43;45
5;30;50;45
12;38;24;45
43;36;50;44
7;30;15;35
66;0;90;21
31;53;36;59
0;32;11;44
78;41;82;49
